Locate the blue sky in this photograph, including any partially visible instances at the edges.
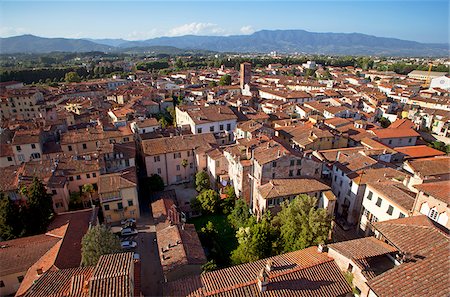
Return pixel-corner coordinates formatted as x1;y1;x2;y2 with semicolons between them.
0;1;448;43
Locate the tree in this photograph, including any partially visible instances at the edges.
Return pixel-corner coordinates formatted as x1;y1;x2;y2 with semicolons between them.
159;117;169;129
65;71;81;83
230;215;275;264
0;194;22;240
175;58;184;69
202;260;218;273
146;174;164;192
227;199;250;229
208;81;218;88
20;177;54;235
191;189;220;214
82;183;95;207
379;117;391;128
219;74;232;86
69;192;83;210
273;194;331;253
195;171;210;192
221;186;236;214
81;225;121;266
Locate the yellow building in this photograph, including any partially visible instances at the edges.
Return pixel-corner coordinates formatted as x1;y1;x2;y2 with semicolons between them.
98;168;140;223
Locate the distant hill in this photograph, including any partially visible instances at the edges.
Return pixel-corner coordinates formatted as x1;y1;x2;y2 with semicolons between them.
0;35;112;53
119;30;448;56
1;30;448;56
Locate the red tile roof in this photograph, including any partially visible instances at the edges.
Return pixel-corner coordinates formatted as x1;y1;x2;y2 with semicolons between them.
372;128;420;139
368;216;450;297
414;180;450;204
394;145;446;159
328;237;397;261
164;247;352;297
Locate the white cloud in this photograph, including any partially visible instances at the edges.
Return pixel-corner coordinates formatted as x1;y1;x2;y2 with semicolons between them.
168;22;226;36
240;25;255;35
0;27;27;37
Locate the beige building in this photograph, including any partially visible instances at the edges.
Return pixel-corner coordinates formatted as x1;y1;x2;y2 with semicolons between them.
413;180;449;228
98;168;140;223
0;87;44;120
11;129;43;163
254;178;335;217
142;133;217;186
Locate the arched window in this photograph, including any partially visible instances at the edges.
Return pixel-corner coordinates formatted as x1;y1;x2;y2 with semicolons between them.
428;208;439;221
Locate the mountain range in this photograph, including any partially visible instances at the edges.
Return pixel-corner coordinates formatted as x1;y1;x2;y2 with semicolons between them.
0;30;448;56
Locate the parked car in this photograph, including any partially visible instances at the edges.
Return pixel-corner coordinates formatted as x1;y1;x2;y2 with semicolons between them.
121;240;137;249
121;218;136;225
120;228;138;237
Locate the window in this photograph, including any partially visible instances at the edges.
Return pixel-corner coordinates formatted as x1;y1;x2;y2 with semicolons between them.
387;205;394;215
76;175;81;180
367;191;373;200
347;263;353;273
289;170;293;177
339;180;343;186
220;124;224;130
31;143;36;149
176;165;181;171
363;208;370;218
0;280;4;287
408;138;412;143
272;161;277;168
92;173;97;178
297;169;301;176
187;151;191;157
399;212;405;218
376;197;382;207
7;156;12;161
297;159;301;166
123;137;129;142
125;159;130;166
388;140;392;145
272;173;275;179
176;175;182;182
429;208;438;221
290;160;295;166
190;163;193;169
268;199;274;206
82;143;87;149
128;200;133;207
52;189;57;195
69;176;74;181
18;276;24;283
210;126;214;132
157;168;162;174
117;202;123;210
173;152;181;159
16;145;21;151
227;123;231;130
154;156;160;162
31;153;40;159
68;145;72;151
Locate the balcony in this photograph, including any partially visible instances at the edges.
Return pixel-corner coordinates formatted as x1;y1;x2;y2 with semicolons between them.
100;196;121;203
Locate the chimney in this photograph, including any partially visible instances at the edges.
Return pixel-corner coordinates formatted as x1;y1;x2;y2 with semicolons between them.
257;267;269;292
317;243;328;253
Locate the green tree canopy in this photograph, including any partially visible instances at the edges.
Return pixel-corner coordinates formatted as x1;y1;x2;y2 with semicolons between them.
0;194;22;240
20;177;54;235
219;74;232;86
230;215;275;265
65;71;81;83
273;194;331;253
146;174;165;192
227;199;250;229
195;171;210;192
81;225;121;266
191;189;220;214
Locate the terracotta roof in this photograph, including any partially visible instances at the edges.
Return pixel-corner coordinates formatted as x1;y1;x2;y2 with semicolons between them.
258;179;330;199
157;224;207;274
352;167;409;185
414;180;450;204
394;145;446;159
0;234;61;277
151;197;176;225
21;266;95;297
0;165;20;191
388;118;414;129
164;247;352;297
252;140;294;165
328;237;397;261
368;216;450;297
367;181;416;211
89;252;134;297
406;157;450;177
142;133;217;156
12;129;42;145
98;167;137;195
371;128;420;139
178;105;237;124
0;143;13;157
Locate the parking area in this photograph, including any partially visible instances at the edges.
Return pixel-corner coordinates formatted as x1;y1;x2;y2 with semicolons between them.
117;216;163;296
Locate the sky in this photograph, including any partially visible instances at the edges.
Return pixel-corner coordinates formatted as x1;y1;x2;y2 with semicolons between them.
0;0;448;44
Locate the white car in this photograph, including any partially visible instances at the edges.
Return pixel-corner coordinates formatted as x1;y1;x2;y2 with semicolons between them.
120;228;138;237
121;240;137;249
121;218;136;225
